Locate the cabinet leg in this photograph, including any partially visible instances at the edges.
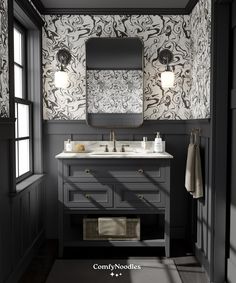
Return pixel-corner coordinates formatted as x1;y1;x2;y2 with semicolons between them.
165;234;170;257
165;244;170;258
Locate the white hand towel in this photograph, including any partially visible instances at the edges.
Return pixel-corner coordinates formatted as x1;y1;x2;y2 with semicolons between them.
191;145;203;199
185;143;196;192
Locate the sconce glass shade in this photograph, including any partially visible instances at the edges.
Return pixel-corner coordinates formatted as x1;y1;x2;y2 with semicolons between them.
55;70;68;88
161;70;175;88
55;49;71;88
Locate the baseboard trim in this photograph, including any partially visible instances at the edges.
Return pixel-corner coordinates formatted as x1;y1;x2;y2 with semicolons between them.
6;229;45;283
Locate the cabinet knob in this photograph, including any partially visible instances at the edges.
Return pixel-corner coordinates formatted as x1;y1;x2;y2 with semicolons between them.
138;169;144;174
138;194;144;200
85;169;91;174
85;194;91;199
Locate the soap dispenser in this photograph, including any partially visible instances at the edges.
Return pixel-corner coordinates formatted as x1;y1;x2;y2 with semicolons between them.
154;132;163;153
65;139;72;152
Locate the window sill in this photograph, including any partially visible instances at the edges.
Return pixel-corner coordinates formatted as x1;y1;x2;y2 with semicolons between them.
14;174;45;195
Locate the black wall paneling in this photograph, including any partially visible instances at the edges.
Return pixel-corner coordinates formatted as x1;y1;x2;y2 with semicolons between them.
227;0;236;282
191;2;231;282
43;120;211;136
0;133;12;283
207;1;230;282
0;122;45;283
43;120;211;244
0;120;14;140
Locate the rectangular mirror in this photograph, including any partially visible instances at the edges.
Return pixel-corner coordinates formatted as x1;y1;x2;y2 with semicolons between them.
86;38;143;128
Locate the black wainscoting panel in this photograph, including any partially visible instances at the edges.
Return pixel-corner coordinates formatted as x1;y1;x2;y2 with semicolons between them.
231;89;236;109
164;134;190;238
209;2;230;283
227;2;236;282
0;122;45;283
0;120;15;139
44;120;210;135
44;133;71;237
0;139;12;282
227;110;236;283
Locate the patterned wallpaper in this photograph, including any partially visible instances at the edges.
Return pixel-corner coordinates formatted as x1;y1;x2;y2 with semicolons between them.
41;1;211;120
0;0;9;118
190;0;211;119
0;0;212;120
42;15;192;120
87;70;143;114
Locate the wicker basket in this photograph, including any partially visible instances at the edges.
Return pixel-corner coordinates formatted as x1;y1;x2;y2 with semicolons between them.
83;218;140;241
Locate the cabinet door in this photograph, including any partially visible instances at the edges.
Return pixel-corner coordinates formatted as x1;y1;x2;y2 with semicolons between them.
115;183;166;209
64;183;113;209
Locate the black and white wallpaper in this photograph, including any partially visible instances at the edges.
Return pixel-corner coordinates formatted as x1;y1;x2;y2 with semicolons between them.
42;1;211;120
43;15;192;120
0;0;9;118
190;0;211;119
87;70;143;113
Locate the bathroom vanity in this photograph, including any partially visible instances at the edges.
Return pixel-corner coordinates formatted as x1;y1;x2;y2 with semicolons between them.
56;145;173;257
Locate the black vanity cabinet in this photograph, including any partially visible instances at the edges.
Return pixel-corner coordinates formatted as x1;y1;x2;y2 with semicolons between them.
57;158;171;257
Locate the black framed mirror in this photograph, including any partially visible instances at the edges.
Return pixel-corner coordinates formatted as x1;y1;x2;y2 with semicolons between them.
86;38;144;128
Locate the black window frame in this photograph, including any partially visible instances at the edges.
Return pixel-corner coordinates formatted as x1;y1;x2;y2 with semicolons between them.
14;20;33;183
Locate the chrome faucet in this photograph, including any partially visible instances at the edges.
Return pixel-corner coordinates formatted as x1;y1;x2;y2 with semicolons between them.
110;130;117;152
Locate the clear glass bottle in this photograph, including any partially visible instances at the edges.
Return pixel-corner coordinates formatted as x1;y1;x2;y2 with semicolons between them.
154;132;163;153
141;137;147;150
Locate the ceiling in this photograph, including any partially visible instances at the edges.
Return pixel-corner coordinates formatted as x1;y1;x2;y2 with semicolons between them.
40;0;190;9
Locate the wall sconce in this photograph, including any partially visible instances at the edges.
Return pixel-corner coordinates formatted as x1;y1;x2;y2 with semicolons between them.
159;49;175;88
55;49;72;88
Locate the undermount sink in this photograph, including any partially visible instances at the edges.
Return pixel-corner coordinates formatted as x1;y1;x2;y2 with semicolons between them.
90;151;135;156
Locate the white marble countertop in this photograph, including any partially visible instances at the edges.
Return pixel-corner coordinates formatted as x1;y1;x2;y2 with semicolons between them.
55;141;173;159
55;151;173;159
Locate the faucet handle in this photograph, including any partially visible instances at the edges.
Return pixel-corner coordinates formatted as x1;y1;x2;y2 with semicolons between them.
121;144;130;152
100;144;109;152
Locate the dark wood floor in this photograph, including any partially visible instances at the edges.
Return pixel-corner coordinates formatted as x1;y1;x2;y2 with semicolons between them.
19;240;209;283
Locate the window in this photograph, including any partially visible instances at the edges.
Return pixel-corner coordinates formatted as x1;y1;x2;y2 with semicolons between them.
14;23;33;182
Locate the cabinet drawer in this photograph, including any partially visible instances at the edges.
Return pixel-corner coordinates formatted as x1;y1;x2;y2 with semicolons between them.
63;160;165;182
64;183;113;209
115;183;165;209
